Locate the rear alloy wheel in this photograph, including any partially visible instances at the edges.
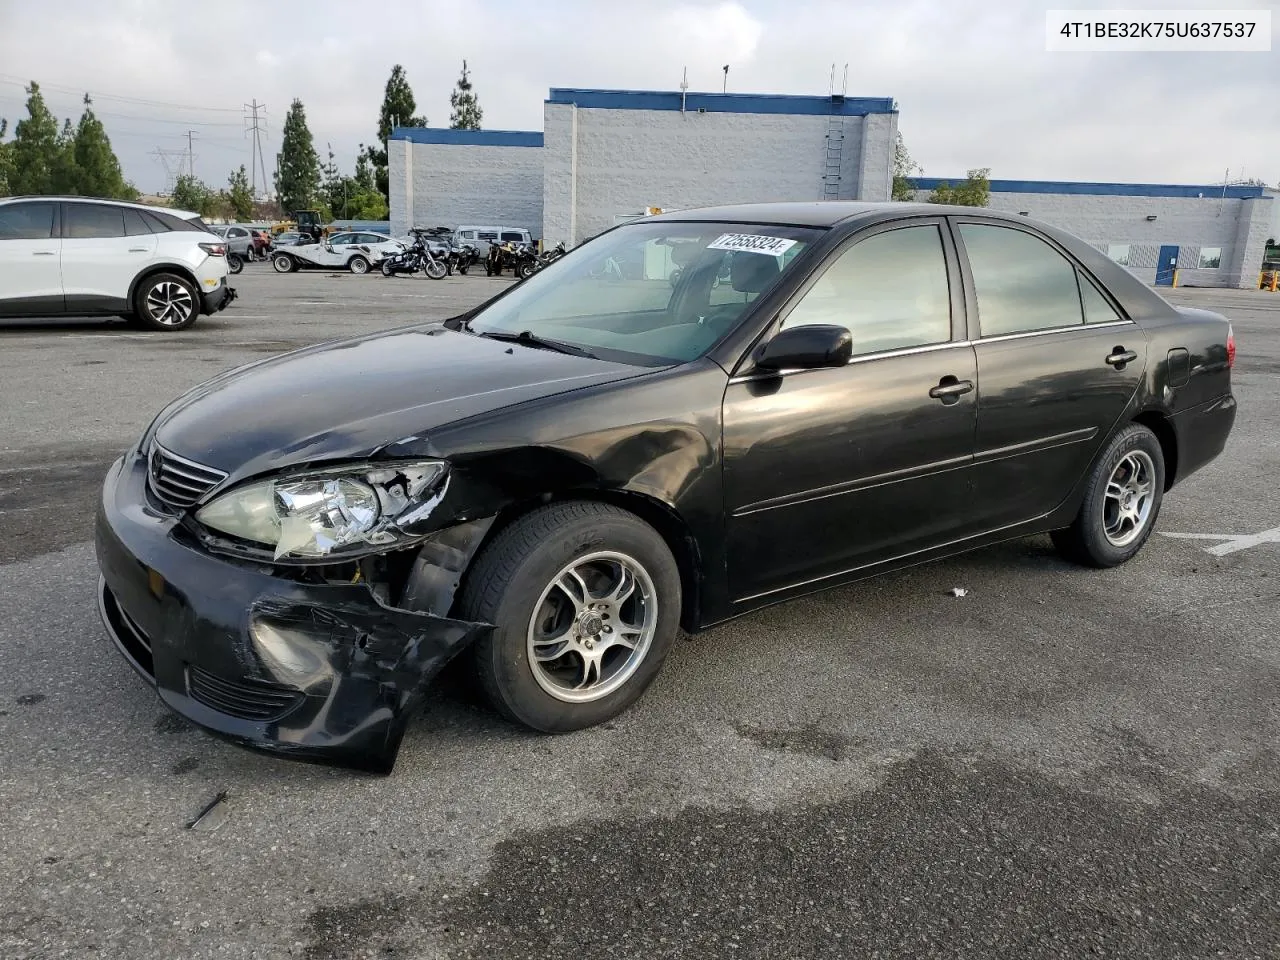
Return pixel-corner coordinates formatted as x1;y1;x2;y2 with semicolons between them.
1052;423;1165;568
459;501;682;732
272;253;296;273
348;254;370;275
132;273;199;331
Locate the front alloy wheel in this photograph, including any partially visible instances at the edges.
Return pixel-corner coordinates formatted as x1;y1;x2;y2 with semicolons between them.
527;552;658;703
457;501;682;732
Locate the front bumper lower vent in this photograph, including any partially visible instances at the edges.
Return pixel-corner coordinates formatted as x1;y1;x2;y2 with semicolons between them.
186;666;304;722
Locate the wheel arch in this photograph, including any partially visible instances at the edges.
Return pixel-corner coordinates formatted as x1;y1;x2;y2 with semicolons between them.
1132;409;1178;490
473;489;703;632
127;263;202;311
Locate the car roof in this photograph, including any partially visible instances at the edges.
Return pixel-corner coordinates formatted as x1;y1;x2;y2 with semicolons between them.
644;201;1032;228
0;194;202;220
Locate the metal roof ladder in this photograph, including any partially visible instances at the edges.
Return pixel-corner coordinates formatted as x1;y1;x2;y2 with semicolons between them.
822;116;844;200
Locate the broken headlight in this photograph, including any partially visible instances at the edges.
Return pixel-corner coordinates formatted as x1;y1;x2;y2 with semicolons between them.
195;460;448;561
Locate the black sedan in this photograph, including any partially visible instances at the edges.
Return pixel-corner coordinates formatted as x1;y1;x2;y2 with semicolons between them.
95;202;1237;772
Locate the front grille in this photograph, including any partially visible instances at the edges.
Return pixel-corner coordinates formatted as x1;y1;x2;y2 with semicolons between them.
148;445;227;510
186;665;303;722
98;580;156;680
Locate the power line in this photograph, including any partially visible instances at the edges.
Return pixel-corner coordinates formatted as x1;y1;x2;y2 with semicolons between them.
0;74;241;113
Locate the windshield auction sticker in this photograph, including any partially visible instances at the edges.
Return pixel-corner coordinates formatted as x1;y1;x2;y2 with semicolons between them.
707;234;798;257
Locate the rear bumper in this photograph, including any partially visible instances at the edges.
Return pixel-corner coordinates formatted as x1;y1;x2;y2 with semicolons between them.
200;281;236;315
94;453;491;772
1170;392;1237;486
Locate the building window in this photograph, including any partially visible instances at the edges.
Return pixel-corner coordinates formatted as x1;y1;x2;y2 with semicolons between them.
1198;247;1222;269
1107;244;1130;266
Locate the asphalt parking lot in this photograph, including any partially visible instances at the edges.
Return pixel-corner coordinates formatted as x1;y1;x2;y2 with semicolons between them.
1;266;1277;959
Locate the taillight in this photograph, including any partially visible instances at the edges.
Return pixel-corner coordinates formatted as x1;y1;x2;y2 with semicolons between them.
1227;325;1236;368
199;242;226;257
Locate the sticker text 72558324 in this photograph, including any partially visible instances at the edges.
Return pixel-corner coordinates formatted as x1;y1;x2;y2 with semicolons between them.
706;234;798;257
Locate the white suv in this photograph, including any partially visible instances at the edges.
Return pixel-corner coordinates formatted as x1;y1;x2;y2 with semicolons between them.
0;196;235;331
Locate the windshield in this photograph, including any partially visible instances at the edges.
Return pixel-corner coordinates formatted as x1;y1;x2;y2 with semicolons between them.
466;221;818;365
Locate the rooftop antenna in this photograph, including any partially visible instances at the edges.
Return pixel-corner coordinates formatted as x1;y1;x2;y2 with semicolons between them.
828;63;836;96
680;66;689;115
722;64;729;94
841;62;849;97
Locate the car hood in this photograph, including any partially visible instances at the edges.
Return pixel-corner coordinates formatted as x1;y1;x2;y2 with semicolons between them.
155;325;642;479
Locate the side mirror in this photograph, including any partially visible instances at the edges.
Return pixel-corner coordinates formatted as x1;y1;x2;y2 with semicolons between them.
755;324;852;371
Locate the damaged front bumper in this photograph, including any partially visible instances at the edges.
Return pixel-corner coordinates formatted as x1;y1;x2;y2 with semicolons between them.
94;453;491;773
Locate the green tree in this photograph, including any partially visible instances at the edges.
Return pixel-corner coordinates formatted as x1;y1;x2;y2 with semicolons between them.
365;65;427;200
0;119;11;196
928;168;990;207
275;98;320;212
50;118;79;194
227;164;253;219
9;82;61;195
276;98;322;213
171;173;211;213
891;133;921;201
449;60;483;130
72;95;135;199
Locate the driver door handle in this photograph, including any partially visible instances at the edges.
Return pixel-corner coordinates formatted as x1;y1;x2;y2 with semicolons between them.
1106;347;1138;366
929;376;975;404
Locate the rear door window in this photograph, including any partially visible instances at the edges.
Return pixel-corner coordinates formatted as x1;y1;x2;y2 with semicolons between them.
958;223;1085;337
64;203;126;239
0;201;57;239
500;231;525;243
123;209;154;236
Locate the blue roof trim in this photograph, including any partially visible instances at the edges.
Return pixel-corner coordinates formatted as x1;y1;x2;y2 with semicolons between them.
907;177;1265;200
389;127;543;147
546;88;896;117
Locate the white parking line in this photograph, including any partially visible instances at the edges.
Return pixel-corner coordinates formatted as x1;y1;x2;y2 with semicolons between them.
1162;526;1280;556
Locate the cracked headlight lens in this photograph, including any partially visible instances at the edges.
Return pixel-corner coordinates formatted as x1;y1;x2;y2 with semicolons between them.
195;460;447;561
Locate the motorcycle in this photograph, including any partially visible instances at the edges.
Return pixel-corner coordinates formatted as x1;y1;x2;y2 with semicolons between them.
226;251;245;275
380;231;448;280
446;242;480;276
511;243;541;280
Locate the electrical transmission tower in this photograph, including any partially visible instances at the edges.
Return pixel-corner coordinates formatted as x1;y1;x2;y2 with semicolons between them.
151;148;190;193
244;100;270;199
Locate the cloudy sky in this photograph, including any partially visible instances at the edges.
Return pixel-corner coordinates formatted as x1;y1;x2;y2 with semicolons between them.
0;0;1274;194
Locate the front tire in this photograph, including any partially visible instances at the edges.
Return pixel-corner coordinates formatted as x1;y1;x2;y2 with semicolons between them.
227;253;244;274
381;260;394;277
459;502;682;732
132;273;199;331
425;259;447;280
272;253;296;273
1052;423;1165;568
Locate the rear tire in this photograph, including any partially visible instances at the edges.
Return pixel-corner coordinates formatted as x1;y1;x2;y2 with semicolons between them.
272;253;296;273
459;502;682;733
517;261;536;280
227;253;244;274
348;255;370;275
131;273;199;331
1051;423;1165;568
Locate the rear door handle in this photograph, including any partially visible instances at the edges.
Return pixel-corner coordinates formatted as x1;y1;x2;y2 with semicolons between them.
128;247;150;253
1106;347;1138;367
929;376;975;404
32;250;56;256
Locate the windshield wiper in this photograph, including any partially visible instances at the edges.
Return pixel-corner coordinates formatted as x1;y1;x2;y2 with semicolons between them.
474;329;600;360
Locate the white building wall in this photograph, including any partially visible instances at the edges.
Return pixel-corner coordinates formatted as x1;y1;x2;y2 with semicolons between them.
543;103;896;245
388;137;543;239
910;188;1273;289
